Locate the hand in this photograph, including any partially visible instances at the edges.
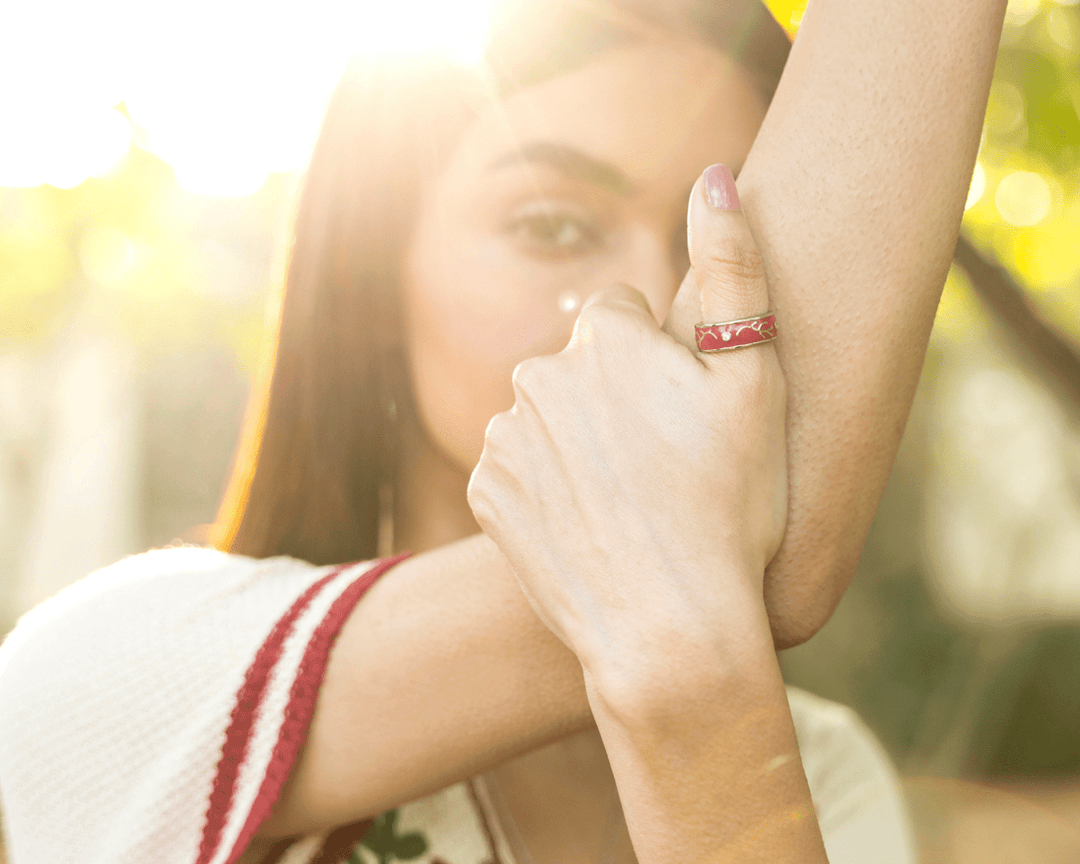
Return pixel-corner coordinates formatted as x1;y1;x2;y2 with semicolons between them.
467;164;787;671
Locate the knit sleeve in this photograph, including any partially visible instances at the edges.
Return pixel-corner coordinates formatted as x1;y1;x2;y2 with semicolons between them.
787;686;918;864
0;546;410;864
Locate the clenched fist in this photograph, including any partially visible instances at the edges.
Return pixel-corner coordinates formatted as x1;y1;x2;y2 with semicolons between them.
467;164;786;675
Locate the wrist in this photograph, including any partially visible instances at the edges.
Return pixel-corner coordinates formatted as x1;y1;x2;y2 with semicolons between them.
576;578;779;730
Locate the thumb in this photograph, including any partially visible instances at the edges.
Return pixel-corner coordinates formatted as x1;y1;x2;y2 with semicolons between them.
687;164;772;334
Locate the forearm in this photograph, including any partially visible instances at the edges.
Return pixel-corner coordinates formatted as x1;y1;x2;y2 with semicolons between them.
266;533;594;835
581;582;827;864
740;0;1007;644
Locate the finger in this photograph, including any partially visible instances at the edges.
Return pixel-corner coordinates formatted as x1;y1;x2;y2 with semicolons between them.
570;283;657;351
581;283;655;319
661;267;703;353
687;164;771;327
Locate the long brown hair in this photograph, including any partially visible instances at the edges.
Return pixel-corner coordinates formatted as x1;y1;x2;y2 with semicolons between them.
217;0;792;564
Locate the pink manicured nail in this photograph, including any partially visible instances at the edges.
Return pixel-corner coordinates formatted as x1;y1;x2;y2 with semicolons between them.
703;164;740;211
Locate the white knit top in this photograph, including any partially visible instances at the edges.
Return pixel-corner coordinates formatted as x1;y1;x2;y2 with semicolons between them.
0;547;916;864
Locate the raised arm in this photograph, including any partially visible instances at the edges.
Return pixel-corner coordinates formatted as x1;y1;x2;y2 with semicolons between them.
743;0;1008;644
265;0;1007;837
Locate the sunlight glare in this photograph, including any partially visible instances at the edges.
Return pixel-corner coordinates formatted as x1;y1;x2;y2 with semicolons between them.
347;0;495;64
1;0;495;195
0;103;131;189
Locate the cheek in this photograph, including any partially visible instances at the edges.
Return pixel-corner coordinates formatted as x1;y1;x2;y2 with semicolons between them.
403;233;580;469
416;237;565;364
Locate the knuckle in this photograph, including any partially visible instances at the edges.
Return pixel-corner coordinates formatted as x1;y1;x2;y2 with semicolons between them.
698;235;767;287
465;467;485;507
467;458;492;514
482;410;510;448
596;284;651;315
511;357;545;399
576;302;638;342
466;480;500;535
575;302;618;330
471;416;513;514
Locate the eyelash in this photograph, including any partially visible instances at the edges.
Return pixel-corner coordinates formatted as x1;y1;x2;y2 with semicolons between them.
504;202;604;256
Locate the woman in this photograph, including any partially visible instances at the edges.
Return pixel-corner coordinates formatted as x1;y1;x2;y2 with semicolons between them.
0;0;1006;861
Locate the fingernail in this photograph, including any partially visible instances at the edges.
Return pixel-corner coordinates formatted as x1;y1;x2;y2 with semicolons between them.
703;164;740;211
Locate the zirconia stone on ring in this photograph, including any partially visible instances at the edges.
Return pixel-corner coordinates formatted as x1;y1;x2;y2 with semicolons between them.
695;313;778;352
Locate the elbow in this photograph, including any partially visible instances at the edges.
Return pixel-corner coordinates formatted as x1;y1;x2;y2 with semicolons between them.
763;552;857;649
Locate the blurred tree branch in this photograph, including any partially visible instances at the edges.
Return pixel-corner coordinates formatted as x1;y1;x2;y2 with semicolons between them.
955;232;1080;416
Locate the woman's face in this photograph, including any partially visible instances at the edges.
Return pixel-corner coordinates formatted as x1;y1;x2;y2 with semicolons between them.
403;38;767;474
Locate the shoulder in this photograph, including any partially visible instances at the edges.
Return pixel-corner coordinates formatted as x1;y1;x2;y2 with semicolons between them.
0;548;398;863
0;547;318;677
0;546;335;756
786;686;918;864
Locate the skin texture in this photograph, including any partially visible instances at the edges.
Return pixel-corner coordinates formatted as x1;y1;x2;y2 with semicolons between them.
467;182;788;666
739;0;1008;642
257;1;1008;859
467;172;825;860
401;43;763;486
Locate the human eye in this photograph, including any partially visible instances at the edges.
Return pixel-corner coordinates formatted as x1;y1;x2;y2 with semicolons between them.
503;200;604;257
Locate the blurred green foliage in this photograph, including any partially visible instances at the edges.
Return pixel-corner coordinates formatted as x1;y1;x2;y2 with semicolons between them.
958;0;1080;341
0;146;287;376
775;0;1080;345
773;0;1080;780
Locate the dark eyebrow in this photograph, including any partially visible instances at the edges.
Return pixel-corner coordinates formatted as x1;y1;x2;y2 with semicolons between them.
486;141;635;195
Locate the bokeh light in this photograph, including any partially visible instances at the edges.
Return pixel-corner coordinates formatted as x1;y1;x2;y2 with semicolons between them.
1047;5;1080;48
1005;0;1042;28
995;169;1054;226
986;81;1026;140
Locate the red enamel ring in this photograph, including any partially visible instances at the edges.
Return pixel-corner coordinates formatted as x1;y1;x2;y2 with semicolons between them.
695;313;778;352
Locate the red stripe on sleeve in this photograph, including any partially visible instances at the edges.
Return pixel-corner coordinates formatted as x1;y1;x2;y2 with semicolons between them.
223;552;412;864
198;564;349;864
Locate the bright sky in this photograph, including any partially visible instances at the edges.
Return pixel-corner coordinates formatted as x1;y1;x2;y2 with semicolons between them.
0;0;495;195
0;0;1053;223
